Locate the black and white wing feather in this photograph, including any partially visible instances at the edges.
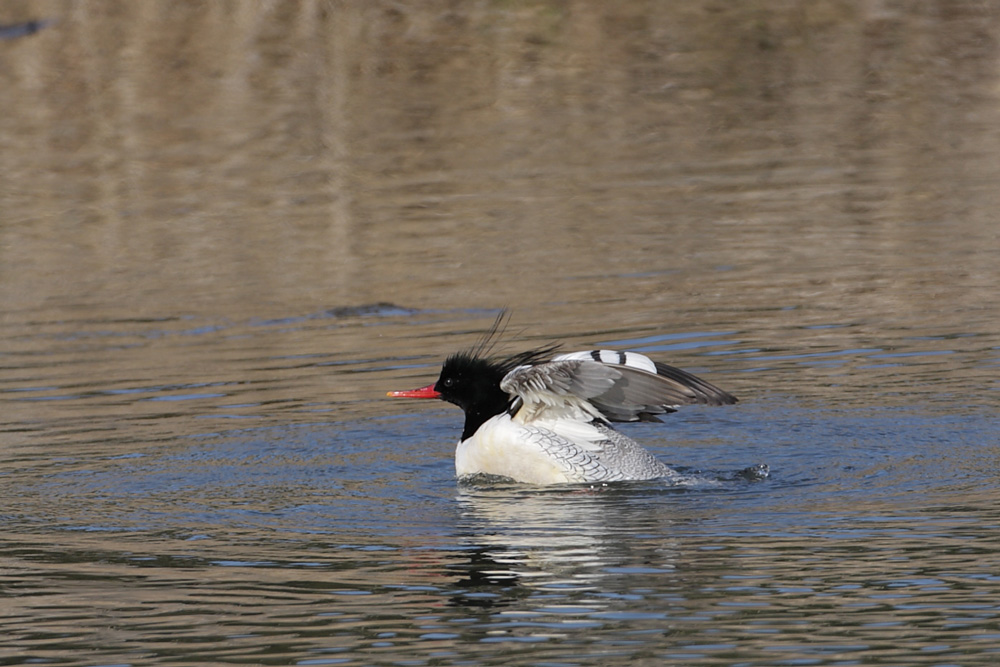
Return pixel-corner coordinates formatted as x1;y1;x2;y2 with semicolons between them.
500;349;737;423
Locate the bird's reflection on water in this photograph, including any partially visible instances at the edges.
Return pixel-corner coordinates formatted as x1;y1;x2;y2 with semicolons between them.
447;479;708;609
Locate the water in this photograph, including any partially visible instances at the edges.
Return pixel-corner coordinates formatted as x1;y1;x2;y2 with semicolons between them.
3;2;1000;665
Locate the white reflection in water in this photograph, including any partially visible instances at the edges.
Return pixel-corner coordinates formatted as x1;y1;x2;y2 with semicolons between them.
453;482;694;592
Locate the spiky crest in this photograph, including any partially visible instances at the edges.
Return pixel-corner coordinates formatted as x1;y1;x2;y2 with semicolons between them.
435;311;559;440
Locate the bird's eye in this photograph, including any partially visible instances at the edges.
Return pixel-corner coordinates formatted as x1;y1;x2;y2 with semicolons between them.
442;377;455;388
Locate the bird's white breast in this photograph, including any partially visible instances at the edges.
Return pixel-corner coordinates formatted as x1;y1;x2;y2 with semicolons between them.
455;413;580;484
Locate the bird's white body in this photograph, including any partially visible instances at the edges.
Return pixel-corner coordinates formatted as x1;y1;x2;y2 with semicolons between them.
456;412;577;484
455;410;676;484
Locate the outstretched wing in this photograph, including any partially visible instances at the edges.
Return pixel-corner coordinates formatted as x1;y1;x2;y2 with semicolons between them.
500;349;737;423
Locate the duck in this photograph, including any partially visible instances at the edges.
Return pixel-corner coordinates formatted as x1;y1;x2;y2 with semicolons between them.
388;321;737;485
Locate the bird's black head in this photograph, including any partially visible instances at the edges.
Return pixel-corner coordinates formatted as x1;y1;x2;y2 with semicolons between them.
435;352;509;414
387;310;560;440
436;344;559;440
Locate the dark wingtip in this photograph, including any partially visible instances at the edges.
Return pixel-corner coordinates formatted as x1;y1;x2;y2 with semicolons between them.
653;361;738;406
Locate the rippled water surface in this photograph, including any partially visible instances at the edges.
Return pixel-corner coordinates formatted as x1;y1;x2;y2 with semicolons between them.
3;2;1000;665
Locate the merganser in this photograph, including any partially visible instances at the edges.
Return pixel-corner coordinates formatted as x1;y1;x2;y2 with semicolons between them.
388;326;737;485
